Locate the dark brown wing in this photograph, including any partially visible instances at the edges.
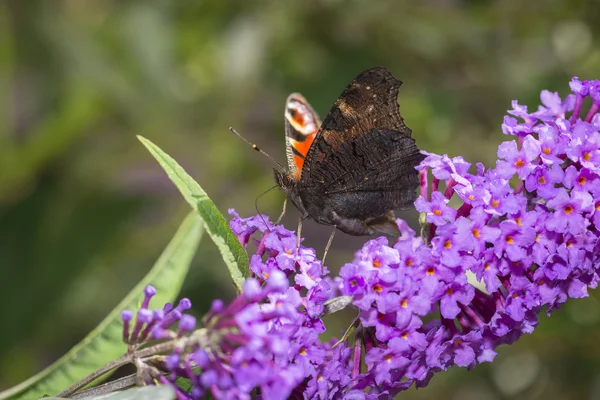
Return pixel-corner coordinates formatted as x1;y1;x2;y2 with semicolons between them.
323;130;423;195
307;129;423;221
301;67;414;188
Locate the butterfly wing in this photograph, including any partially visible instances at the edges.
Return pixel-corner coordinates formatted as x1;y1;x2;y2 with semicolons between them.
284;93;321;180
299;128;423;236
301;67;415;188
321;128;423;211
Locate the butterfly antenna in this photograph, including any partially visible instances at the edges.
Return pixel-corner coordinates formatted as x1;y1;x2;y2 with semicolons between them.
229;127;286;170
255;184;279;230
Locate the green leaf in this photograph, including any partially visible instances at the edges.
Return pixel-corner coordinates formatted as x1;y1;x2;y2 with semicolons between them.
137;136;249;292
321;296;354;316
45;385;176;400
0;213;203;400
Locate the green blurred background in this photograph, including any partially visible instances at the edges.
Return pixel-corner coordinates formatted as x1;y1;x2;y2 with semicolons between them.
2;1;600;399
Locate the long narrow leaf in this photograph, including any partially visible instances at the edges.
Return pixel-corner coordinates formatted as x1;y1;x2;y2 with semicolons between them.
137;136;249;291
0;213;203;400
45;385;175;400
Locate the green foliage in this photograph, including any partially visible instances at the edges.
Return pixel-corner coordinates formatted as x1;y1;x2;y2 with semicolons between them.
138;136;249;292
0;214;203;400
44;385;176;400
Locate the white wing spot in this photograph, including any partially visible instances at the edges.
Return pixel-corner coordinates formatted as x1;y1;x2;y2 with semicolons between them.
372;94;377;98
337;99;353;114
366;86;371;90
367;105;374;113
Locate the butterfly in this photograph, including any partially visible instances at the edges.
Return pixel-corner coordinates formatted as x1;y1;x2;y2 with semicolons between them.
232;67;423;258
275;67;423;247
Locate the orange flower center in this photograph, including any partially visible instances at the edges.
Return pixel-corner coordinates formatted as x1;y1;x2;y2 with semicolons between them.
472;228;480;239
542;147;551;155
426;267;435;275
578;176;586;185
401;299;408;308
537;176;546;184
444;240;452;249
564;205;574;215
514;159;525;168
491;199;500;208
373;258;381;268
583;152;591;162
433;208;442;216
373;284;383;293
506;235;514;244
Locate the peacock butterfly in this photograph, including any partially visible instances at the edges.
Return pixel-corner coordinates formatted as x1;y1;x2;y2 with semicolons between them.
274;67;424;238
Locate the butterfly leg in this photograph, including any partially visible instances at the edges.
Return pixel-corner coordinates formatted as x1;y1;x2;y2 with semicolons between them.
322;225;336;265
295;217;303;255
276;197;287;225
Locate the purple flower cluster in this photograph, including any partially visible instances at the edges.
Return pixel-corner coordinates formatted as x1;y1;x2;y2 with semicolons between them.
335;76;600;395
229;211;357;399
122;77;600;399
122;276;314;400
121;285;196;346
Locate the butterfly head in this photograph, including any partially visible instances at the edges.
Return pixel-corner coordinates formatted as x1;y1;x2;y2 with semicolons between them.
274;168;306;215
273;168;295;191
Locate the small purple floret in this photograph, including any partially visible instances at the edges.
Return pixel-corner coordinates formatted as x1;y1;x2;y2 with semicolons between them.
178;315;196;334
121;310;133;344
121;310;133;322
141;285;156;309
210;299;224;313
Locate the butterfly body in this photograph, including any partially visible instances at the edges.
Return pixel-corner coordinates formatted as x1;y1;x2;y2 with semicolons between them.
276;67;424;236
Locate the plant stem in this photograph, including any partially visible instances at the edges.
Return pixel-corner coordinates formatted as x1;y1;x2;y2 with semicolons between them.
56;340;186;398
